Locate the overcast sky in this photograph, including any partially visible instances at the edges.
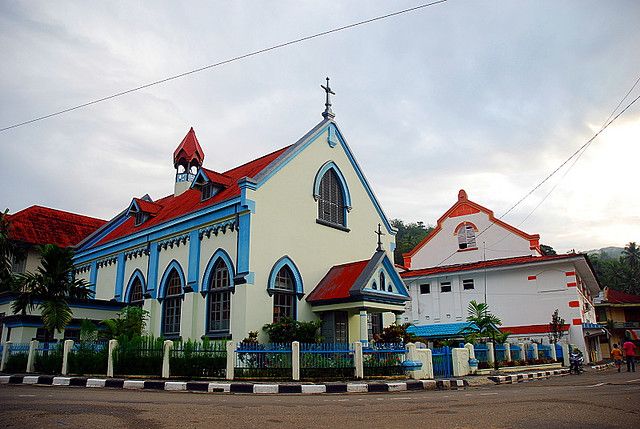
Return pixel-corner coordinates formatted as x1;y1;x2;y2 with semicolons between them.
1;0;639;254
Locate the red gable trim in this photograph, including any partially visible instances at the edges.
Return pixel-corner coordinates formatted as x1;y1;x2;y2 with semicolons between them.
566;282;577;288
401;254;583;279
568;300;580;308
8;205;106;248
500;324;570;335
403;189;541;267
565;271;576;277
527;275;537;281
572;318;583;325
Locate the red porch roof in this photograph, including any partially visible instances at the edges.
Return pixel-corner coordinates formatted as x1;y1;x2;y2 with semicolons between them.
7;206;106;248
604;288;640;304
306;260;370;303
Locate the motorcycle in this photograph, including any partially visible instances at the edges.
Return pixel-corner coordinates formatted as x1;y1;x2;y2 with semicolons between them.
569;351;584;374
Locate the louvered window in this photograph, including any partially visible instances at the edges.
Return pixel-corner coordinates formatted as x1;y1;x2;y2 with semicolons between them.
162;269;182;337
134;211;148;226
208;260;231;333
318;169;345;226
129;277;144;306
273;266;296;322
201;183;214;201
457;224;477;249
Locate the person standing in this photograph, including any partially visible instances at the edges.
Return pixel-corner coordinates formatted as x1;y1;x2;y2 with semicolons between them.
622;339;637;372
611;344;623;372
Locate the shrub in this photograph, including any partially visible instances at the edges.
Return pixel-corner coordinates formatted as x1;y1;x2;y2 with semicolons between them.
378;323;416;344
263;317;322;343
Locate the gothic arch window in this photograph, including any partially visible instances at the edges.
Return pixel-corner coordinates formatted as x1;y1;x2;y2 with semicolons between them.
129;277;144;306
456;222;478;250
162;268;183;337
314;162;351;230
207;259;232;333
272;265;296;322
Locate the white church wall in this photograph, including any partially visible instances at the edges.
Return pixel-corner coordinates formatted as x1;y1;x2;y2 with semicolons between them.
95;262;117;301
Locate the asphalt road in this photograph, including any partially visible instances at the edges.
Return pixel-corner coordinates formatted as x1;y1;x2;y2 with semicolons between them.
1;368;639;429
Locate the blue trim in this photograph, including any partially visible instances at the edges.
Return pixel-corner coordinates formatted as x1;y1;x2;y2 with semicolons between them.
267;256;304;296
126;199;141;216
79;212;129;250
187;230;201;292
190;169;211;187
114;253;126;300
148;244;159;298
158;260;187;299
124;269;146;303
74;197;241;264
381;256;409;297
201;249;236;293
236;211;252;283
89;261;98;293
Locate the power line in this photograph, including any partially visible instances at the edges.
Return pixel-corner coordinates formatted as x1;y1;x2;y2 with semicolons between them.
0;0;449;133
433;81;640;267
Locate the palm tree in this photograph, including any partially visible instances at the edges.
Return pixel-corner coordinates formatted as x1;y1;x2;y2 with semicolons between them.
12;244;94;342
459;300;504;370
0;209;17;292
623;242;640;271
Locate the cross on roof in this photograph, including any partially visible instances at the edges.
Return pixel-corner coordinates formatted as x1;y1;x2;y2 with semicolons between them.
321;77;335;119
375;223;385;251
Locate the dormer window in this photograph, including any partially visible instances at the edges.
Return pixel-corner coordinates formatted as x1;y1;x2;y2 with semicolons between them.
134;211;148;226
457;223;477;250
201;183;214;201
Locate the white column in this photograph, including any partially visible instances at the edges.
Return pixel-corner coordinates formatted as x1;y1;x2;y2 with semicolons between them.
550;342;557;361
452;347;470;377
518;342;525;362
107;339;118;377
359;310;368;345
292;341;300;381
226;340;235;381
415;348;434;379
464;343;475;360
561;342;570;367
487;342;495;364
0;341;11;372
504;343;511;362
26;340;38;373
394;312;403;325
354;341;364;379
61;340;74;375
181;293;195;339
530;343;538;361
162;340;173;379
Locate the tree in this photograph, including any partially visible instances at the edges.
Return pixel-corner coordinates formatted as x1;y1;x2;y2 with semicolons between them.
540;244;557;256
0;209;17;292
459;300;504;370
102;306;149;339
11;244;94;341
378;323;417;344
548;309;565;344
391;219;434;265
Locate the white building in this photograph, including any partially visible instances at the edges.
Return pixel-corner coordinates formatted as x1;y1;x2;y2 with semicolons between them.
72;84;409;344
400;190;602;362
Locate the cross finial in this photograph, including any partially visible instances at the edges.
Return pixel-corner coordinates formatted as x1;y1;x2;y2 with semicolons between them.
321;77;335;119
375;223;385;251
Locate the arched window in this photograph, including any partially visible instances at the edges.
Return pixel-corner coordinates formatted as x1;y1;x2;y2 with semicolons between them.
372;281;377;290
273;266;296;322
162;269;183;337
379;272;386;292
129;277;144;306
318;169;345;226
457;223;477;250
208;259;232;333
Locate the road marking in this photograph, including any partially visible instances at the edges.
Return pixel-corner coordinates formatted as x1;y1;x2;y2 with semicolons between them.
585;382;607;388
18;394;36;397
479;393;499;396
625;378;640;383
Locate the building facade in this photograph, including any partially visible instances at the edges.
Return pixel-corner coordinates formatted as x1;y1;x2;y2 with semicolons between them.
400;190;602;362
73;97;408;343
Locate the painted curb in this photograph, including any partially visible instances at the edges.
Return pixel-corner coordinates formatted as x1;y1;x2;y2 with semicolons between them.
488;368;569;384
0;375;467;394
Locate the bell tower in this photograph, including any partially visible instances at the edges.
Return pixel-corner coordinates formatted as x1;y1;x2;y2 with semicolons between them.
173;127;205;196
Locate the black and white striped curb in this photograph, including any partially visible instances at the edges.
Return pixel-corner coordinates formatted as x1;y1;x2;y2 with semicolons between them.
488;368;569;384
590;362;615;371
0;375;467;394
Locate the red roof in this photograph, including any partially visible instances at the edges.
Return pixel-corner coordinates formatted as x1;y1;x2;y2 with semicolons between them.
200;168;234;187
306;259;370;303
93;145;291;247
7;206;106;248
500;324;570;335
173;127;205;167
604;288;640;304
400;254;583;278
133;198;163;215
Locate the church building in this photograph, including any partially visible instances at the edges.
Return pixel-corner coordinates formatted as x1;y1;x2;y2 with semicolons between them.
73;81;409;343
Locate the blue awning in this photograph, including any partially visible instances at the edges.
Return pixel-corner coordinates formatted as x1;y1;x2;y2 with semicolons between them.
407;322;478;339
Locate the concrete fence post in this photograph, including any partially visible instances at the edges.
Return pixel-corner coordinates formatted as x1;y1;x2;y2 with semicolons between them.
0;341;11;372
107;339;118;377
61;340;74;375
162;340;173;379
292;341;300;381
418;348;434;379
226;340;235;381
487;342;495;364
561;343;570;367
464;343;475;360
550;342;557;361
451;347;470;377
530;343;538;361
354;341;364;379
26;340;38;373
504;343;511;362
518;342;525;362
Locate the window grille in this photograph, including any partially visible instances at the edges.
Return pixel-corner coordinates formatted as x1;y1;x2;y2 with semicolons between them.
463;279;475;290
201;183;214;201
134;211;148;226
208;260;231;332
273;266;296;322
129;277;144;305
457;224;477;249
440;282;452;293
162;270;182;336
318;169;345;226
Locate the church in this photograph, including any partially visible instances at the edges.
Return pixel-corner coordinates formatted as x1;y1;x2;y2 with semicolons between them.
73;81;409;344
